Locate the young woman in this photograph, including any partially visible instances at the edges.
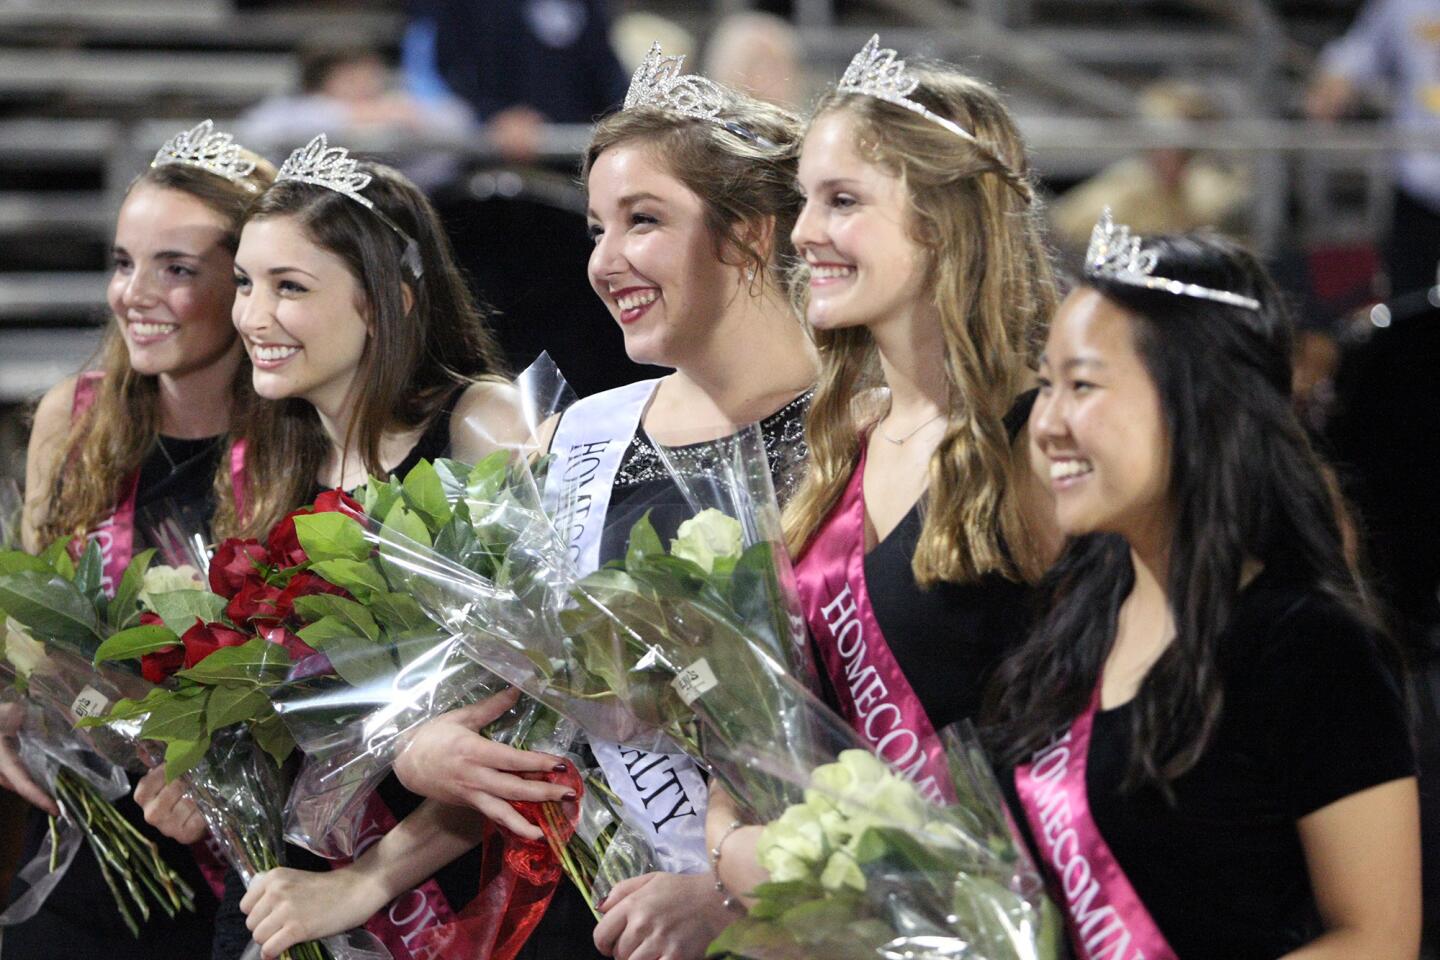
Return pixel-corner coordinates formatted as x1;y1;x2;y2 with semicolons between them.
1;120;273;960
210;136;523;960
373;45;818;960
987;219;1419;958
709;36;1059;898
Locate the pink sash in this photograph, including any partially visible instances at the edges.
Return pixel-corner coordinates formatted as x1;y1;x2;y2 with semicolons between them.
331;792;461;960
1013;690;1176;960
793;446;952;804
70;372;246;595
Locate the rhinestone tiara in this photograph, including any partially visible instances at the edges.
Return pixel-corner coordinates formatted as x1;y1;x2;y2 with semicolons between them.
275;134;422;279
622;41;774;146
1085;209;1261;311
151;119;259;190
837;35;977;146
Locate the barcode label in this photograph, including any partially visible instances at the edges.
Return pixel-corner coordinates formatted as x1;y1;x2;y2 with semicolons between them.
671;658;718;706
71;686;110;719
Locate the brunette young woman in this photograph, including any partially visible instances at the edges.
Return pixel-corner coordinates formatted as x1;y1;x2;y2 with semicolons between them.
379;46;818;960
988;219;1419;959
2;121;273;960
708;36;1060;901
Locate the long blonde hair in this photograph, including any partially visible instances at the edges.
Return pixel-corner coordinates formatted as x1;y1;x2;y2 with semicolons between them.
38;159;275;549
783;70;1058;585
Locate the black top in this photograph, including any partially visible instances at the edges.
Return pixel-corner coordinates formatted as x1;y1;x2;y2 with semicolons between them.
1000;575;1414;960
598;391;811;565
5;439;223;960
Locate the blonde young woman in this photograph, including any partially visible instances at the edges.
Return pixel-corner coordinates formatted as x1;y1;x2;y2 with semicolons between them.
1;121;273;959
708;37;1060;898
240;47;819;960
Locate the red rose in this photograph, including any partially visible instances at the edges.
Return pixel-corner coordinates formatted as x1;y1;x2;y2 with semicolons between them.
313;489;364;517
179;619;250;670
225;577;284;629
140;645;184;684
275;571;352;623
209;539;269;599
259;624;318;663
266;509;311;569
139;612;164;627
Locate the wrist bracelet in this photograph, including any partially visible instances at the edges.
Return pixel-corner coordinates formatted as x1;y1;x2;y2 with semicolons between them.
710;818;745;910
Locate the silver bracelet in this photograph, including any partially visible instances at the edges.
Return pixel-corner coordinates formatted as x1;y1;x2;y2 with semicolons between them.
710;818;745;911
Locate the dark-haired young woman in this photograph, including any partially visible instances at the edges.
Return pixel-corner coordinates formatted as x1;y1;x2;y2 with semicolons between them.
987;216;1420;960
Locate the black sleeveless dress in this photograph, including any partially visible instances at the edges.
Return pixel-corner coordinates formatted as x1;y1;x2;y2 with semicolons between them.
4;436;224;960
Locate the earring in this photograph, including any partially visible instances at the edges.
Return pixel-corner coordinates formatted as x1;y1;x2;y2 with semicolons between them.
746;266;757;283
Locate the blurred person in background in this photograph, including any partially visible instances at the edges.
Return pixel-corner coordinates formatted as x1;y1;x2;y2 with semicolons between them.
703;12;804;109
1307;0;1440;298
1050;80;1251;257
430;0;628;164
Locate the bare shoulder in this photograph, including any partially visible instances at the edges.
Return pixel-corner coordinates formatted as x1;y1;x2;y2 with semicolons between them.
448;379;532;462
28;375;82;461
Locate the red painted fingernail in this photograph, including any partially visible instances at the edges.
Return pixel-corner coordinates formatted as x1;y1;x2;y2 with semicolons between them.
553;762;567;772
564;790;576;800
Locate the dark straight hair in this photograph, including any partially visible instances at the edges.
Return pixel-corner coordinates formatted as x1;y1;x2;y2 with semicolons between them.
984;233;1380;791
216;162;507;538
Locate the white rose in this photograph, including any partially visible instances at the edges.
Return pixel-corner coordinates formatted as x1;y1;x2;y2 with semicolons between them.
819;850;866;892
138;564;204;610
669;509;743;574
2;619;45;679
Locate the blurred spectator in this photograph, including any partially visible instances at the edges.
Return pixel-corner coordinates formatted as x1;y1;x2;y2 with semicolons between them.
1049;80;1250;256
431;0;628;164
1306;0;1440;298
237;44;475;187
704;12;803;109
612;12;696;74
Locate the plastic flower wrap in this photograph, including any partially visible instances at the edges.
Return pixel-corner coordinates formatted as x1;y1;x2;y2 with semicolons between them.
709;732;1061;960
0;544;199;934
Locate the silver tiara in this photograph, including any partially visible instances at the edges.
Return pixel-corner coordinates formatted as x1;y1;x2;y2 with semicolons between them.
1085;209;1260;311
837;35;977;146
275;134;422;279
625;41;727;122
151;119;259;190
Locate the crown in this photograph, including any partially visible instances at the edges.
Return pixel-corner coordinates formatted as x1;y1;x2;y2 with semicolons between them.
1085;209;1261;311
276;133;376;210
625;41;729;123
275;134;423;278
837;35;977;145
151;119;259;189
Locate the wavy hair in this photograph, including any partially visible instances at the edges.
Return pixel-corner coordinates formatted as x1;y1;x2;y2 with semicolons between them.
782;69;1058;585
984;234;1378;789
214;162;506;539
39;158;275;549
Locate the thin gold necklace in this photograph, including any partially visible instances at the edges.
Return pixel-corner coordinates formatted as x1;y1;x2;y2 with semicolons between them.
880;411;945;444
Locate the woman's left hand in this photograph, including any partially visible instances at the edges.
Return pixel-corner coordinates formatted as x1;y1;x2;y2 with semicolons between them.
593;872;738;960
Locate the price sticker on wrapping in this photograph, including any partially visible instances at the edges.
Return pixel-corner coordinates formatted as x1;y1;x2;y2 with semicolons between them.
71;686;111;719
672;658;718;706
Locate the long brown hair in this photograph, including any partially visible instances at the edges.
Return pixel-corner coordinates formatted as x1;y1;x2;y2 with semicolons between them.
783;69;1059;586
38;159;275;549
582;89;803;290
215;162;507;538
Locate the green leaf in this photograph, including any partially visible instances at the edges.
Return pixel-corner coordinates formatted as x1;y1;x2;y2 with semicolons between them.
0;551;51;577
306;559;389;603
164;734;211;781
0;570;102;646
252;711;295;768
72;540;104;605
77;688;167;727
381;500;431;549
294;512;370;564
146;589;226;638
108;548;156;631
92;623;180;663
175;637;292;686
433;458;472;502
206;684;270;731
39;538;74;579
368;592;430;632
359;476;402;523
297;611;395;687
466;451;509;504
140;687;209;742
625;512;664;570
401;460;452;531
292;594;380;641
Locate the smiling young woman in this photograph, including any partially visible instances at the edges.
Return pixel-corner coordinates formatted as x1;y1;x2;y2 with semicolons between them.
987;226;1419;960
4;121;274;960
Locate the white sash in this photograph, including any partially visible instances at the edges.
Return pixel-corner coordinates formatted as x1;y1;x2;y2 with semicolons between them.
544;379;712;875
